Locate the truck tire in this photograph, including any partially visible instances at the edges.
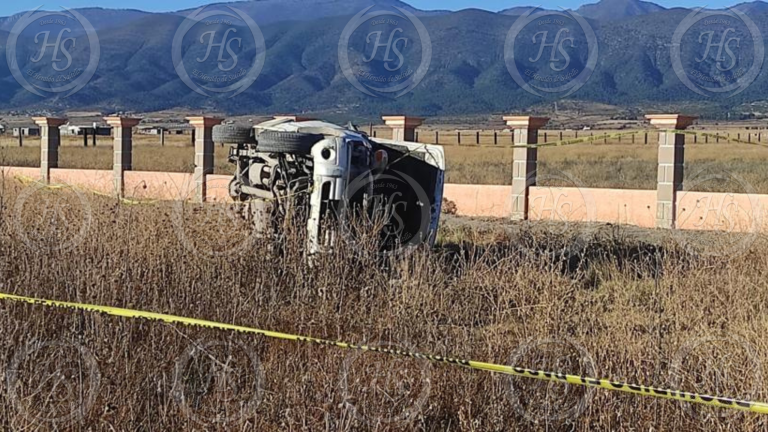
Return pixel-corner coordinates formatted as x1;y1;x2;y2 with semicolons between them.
256;131;323;155
213;125;255;144
228;178;247;202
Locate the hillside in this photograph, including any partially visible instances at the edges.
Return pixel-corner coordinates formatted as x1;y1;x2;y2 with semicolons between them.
1;2;767;117
0;7;151;32
175;0;450;24
577;0;666;20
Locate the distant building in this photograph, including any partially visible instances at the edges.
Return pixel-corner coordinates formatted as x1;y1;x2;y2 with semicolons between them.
138;127;162;135
13;126;40;137
138;124;193;135
60;122;111;136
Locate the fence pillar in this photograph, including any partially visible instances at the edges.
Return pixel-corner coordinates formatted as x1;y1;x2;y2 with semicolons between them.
381;116;423;142
504;116;549;221
187;116;224;203
646;114;697;229
33;117;66;184
105;117;141;196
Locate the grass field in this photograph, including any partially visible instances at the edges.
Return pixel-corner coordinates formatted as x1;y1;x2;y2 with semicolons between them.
2;131;767;193
444;143;768;193
0;178;766;430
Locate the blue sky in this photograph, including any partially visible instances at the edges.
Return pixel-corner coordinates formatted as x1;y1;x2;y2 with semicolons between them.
0;0;741;16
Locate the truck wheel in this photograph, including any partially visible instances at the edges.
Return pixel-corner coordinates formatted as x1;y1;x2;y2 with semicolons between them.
228;178;247;202
213;125;255;144
256;131;323;155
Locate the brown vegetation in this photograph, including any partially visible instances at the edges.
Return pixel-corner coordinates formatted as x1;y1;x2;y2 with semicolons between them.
0;135;232;174
0;177;766;431
3;131;768;193
442;143;768;193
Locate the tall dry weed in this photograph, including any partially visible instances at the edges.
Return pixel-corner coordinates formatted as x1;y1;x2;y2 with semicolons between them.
0;178;766;431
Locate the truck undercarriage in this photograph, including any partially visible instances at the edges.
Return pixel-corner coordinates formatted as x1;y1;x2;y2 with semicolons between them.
214;118;445;255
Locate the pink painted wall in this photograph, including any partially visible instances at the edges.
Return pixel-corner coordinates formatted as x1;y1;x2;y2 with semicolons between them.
676;191;767;233
530;186;657;228
124;171;195;200
442;184;657;228
443;184;513;217
0;166;41;180
5;164;768;235
205;174;235;203
2;167;230;204
50;169;115;195
124;172;230;202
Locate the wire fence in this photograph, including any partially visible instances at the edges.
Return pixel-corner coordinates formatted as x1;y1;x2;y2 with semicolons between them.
365;127;768;147
3;127;767;148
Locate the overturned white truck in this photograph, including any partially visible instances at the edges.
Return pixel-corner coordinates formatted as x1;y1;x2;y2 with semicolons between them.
213;118;445;254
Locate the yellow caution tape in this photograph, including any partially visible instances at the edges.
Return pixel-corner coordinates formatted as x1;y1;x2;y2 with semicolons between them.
667;129;768;148
1;291;766;415
12;175;158;206
531;130;641;148
11;174;312;206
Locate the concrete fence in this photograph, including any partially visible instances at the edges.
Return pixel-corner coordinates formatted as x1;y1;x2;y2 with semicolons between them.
371;123;767;146
2;114;766;234
440;114;765;233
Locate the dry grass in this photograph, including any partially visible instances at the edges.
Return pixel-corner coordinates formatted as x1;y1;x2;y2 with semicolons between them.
4;131;768;193
1;178;767;430
442;142;768;193
0;135;233;175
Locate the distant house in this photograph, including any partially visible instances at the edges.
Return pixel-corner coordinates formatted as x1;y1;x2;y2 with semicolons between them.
60;122;111;136
138;123;193;135
138;126;162;135
13;126;40;137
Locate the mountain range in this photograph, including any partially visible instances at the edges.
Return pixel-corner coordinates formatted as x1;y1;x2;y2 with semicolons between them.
2;0;768;118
